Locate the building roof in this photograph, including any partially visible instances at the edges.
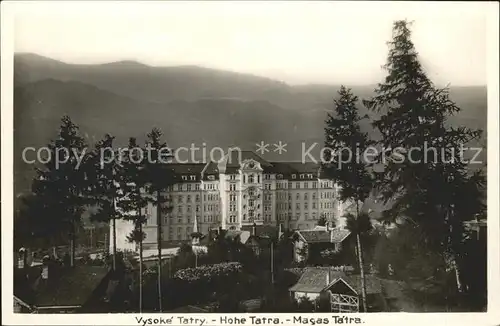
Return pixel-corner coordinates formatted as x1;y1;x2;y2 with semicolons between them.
241;224;278;238
201;161;220;181
166;163;207;182
246;235;273;248
162;151;341;180
281;162;320;174
31;265;110;307
266;162;322;178
168;163;206;174
225;230;251;244
289;267;346;293
295;228;351;244
226;150;273;169
289;267;383;295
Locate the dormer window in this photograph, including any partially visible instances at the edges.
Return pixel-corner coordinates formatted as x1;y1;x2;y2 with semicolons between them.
300;174;305;179
207;175;215;181
277;174;283;179
181;176;188;181
292;174;297;179
190;175;196;181
307;174;313;178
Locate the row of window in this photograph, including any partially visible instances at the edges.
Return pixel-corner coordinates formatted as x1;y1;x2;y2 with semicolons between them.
274;211;335;222
230;180;333;191
275;181;334;189
166;215;218;225
203;215;218;223
162;210;335;228
275;191;335;201
228;173;319;181
170;182;217;191
159;199;333;219
244;174;260;184
275;201;334;210
169;180;335;193
174;193;221;203
226;200;334;213
170;190;335;205
274;173;315;180
174;203;219;213
242;211;260;220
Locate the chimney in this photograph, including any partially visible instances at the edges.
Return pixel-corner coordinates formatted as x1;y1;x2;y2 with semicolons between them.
252;222;257;236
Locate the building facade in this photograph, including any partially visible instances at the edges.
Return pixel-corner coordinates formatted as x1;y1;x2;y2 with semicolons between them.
113;151;348;252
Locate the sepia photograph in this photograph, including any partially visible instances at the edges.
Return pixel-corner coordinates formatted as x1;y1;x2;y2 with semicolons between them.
2;1;499;325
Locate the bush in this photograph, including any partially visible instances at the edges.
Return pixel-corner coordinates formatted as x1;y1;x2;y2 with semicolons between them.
174;262;243;282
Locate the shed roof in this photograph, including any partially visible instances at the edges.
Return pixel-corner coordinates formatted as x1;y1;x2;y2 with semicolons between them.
289;267;346;293
289;267;383;295
296;229;351;243
30;265;110;307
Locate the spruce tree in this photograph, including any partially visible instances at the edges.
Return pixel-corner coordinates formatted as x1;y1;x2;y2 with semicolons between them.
31;115;88;266
142;128;177;311
85;134;122;271
117;137;148;312
323;86;374;312
364;20;485;292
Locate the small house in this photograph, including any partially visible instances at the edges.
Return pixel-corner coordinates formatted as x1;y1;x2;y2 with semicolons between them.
14;260;114;313
292;227;352;263
243;223;277;256
289;267;385;312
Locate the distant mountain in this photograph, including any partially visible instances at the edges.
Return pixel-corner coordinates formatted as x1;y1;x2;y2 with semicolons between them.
15;53;292;104
13;53;487;195
15;53;487;113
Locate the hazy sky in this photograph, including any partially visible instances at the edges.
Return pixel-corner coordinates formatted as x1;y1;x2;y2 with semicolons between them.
13;1;491;85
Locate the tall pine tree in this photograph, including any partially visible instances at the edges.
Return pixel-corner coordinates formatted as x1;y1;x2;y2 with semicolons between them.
323;86;374;312
85;134;123;271
364;20;485;291
31;115;88;266
117;137;148;312
142;128;177;311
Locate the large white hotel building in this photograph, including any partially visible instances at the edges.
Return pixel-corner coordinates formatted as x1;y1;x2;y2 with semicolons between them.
113;151;348;251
